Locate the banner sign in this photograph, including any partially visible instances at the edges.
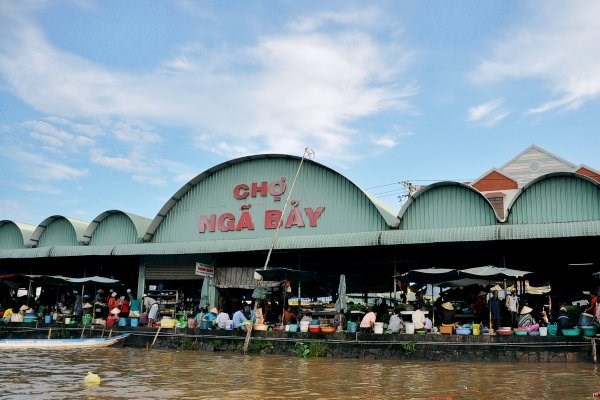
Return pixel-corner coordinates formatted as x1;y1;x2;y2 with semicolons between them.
195;262;214;277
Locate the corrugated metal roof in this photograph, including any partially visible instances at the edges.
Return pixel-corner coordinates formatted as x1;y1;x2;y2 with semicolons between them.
145;154;394;243
0;221;33;249
0;247;52;258
381;220;600;245
30;216;89;247
399;182;498;229
50;245;116;257
1;220;598;259
84;211;150;245
507;173;600;224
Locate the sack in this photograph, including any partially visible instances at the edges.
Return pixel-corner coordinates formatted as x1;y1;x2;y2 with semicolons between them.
11;313;23;323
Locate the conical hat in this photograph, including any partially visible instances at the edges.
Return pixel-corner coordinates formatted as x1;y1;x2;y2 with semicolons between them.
111;307;121;315
441;302;454;310
19;304;29;311
520;306;533;314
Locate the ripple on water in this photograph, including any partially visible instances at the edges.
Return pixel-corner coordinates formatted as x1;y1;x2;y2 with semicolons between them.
1;348;599;399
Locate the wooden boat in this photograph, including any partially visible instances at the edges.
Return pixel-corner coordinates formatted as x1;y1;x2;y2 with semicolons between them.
0;333;129;349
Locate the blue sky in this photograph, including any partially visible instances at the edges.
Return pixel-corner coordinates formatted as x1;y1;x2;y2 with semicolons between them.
1;1;599;225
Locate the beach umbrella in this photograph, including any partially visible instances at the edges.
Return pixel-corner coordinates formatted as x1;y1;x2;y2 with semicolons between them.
335;275;347;331
460;266;532;329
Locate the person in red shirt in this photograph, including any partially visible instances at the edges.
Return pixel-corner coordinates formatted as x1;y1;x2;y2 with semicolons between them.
107;292;120;316
119;295;130;318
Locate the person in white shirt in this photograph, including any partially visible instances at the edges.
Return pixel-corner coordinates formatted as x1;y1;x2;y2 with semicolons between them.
359;308;377;333
387;309;403;333
215;310;230;329
412;303;426;330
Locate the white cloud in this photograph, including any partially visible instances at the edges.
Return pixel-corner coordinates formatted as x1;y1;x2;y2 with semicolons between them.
467;99;509;127
0;4;417;164
471;1;600;114
5;147;88;181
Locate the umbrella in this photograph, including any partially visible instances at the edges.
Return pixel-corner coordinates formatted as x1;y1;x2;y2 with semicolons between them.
460;266;532;330
395;268;461;326
460;266;532;279
395;268;460;285
335;275;347;331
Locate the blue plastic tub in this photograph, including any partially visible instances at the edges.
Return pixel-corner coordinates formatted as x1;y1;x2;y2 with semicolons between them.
118;318;128;327
347;321;358;333
130;318;139;327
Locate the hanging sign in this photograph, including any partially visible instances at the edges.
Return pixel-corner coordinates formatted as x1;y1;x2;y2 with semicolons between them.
195;262;214;277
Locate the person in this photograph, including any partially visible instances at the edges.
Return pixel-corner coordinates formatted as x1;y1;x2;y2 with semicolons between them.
143;294;159;326
424;316;433;331
119;295;130;319
215;309;230;329
556;305;571;335
585;289;599;321
412;303;426;330
489;290;502;330
282;306;297;325
2;305;14;323
388;309;403;333
232;305;250;330
518;306;539;331
94;289;105;303
203;307;218;325
195;306;207;326
333;312;346;330
107;292;119;317
300;311;313;323
129;293;140;318
441;302;455;325
359;307;377;333
253;301;264;324
505;288;519;327
474;290;486;321
72;290;82;318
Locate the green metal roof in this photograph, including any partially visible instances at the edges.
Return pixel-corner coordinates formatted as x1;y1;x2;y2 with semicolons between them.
146;154;394;243
83;211;151;245
1;220;598;259
398;182;498;229
507;172;600;224
0;221;36;249
30;216;89;247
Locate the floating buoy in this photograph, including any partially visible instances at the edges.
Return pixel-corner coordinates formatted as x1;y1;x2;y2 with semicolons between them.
83;371;101;385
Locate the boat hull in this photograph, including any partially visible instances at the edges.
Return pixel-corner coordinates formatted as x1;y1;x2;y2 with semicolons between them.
0;333;129;349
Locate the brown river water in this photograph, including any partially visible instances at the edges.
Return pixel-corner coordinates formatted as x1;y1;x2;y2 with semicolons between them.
1;347;599;399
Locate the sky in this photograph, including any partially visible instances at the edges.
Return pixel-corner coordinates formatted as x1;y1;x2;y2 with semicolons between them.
1;0;599;226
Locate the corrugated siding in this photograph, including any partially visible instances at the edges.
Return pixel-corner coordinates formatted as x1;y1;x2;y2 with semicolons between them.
51;245;115;257
0;222;26;249
37;218;79;247
0;247;52;258
400;185;497;229
146;265;203;280
89;213;143;245
508;176;600;224
152;158;388;242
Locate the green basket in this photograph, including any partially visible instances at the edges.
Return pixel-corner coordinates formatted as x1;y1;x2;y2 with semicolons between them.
547;324;557;336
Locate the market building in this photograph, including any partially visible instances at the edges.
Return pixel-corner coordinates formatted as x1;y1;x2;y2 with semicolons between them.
0;146;599;315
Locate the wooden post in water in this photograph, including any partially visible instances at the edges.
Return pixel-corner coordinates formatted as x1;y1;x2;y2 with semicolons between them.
150;326;161;350
47;328;52;339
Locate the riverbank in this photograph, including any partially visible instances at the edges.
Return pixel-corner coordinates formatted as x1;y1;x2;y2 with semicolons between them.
0;323;596;363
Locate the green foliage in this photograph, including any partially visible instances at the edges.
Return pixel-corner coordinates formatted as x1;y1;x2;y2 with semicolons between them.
402;341;416;356
247;340;274;353
295;341;329;358
180;337;201;351
347;303;368;313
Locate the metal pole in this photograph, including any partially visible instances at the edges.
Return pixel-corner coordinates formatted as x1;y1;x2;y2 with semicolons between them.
262;147;314;271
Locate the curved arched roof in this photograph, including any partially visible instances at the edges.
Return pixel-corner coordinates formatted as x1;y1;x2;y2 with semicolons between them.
83;210;152;245
144;154;398;242
30;216;89;247
398;181;499;229
506;172;600;224
0;221;36;249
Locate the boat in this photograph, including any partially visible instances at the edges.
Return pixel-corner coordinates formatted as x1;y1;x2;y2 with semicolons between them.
0;333;129;349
